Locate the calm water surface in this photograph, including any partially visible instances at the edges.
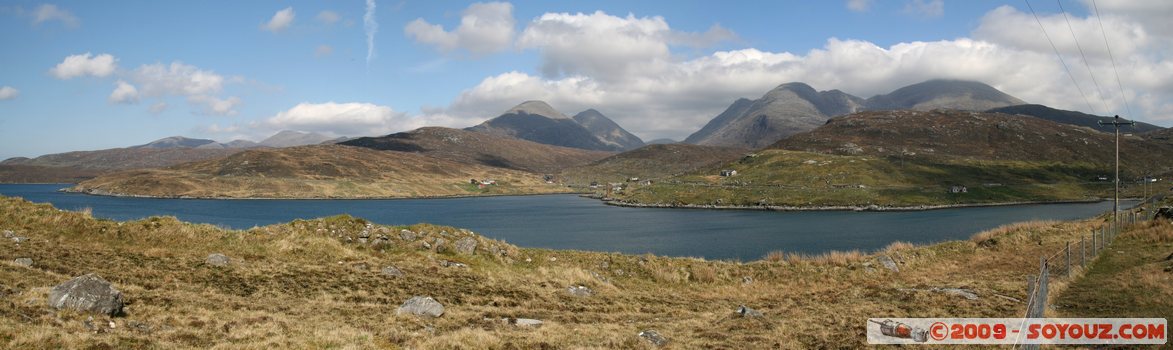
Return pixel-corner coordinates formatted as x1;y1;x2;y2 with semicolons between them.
0;184;1128;261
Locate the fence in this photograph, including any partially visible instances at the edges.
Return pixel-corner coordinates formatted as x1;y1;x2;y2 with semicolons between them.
1018;209;1149;349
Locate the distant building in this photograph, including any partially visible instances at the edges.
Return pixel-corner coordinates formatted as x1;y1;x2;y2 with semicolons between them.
949;185;968;193
720;170;738;177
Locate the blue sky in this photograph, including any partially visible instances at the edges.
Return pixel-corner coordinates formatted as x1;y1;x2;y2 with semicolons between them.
1;0;1169;159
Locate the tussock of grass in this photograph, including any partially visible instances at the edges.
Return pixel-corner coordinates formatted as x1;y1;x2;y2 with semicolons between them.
0;195;1165;348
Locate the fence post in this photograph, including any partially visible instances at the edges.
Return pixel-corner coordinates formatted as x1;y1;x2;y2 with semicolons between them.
1065;242;1071;277
1080;236;1085;267
1026;274;1036;316
1093;230;1098;254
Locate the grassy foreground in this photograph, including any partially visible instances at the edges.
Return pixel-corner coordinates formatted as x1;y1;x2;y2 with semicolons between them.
1;195;1168;349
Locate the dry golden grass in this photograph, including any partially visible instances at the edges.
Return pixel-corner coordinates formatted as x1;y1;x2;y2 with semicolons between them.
0;196;1166;349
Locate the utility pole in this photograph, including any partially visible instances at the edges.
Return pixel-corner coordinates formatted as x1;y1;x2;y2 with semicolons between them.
1099;115;1134;227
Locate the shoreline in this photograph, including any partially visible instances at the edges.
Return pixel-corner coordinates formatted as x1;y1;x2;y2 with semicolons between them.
599;198;1114;212
58;187;588;201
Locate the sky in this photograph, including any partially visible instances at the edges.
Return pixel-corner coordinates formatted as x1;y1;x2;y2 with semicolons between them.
1;0;1171;159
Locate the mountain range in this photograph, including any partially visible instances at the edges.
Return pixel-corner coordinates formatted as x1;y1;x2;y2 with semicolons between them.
341;127;610;174
466;101;643;152
684;79;1027;149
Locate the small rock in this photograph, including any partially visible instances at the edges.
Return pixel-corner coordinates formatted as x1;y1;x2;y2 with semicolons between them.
433;238;447;251
397;296;444;317
878;255;899;273
2;230;12;238
381;266;404;278
741;276;754;285
48;273;124;316
421;242;432;249
514;318;543;327
399;229;417;241
206;253;230;267
453;237;477;255
11;236;28;243
13;258;33;267
638;330;668;347
737;305;764;318
548;256;557;262
439;260;467;268
567;285;593;297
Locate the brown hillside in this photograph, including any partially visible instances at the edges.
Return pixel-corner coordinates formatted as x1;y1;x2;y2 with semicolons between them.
0;148;246;183
772;110;1173;177
70;145;571;198
560;144;746;185
341;127;612;174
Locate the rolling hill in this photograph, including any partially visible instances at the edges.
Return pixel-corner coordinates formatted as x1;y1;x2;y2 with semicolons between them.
559;143;746;185
467;101;620;151
69;145;570;199
987;104;1164;134
684;79;1024;149
341;127;611;174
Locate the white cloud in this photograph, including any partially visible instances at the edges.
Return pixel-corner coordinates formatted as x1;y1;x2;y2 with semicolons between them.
32;4;79;27
49;53;117;79
108;80;138;104
404;2;515;55
903;0;944;18
516;11;736;82
262;7;295;33
0;86;18;100
365;0;378;66
316;10;341;24
847;0;874;12
260;102;406;137
126;62;242;115
315;45;334;57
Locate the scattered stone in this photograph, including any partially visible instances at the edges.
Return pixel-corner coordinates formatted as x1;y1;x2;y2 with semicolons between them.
399;229;417;241
525;257;532;263
205;253;230;267
439;260;467;268
11;235;28;243
514;318;543;327
548;256;557;262
48;273;124;316
567;285;593;297
737;305;764;318
421;241;432;250
381;266;404;278
453;237;477;255
13;258;33;267
396;296;444;317
878;255;899;273
2;230;12;238
741;276;754;285
638;330;668;347
433;237;447;252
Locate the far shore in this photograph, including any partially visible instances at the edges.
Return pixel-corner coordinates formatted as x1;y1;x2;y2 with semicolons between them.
598;198;1127;212
57;186;587;201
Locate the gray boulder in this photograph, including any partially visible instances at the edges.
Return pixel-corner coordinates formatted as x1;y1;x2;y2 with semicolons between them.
638;329;669;347
206;253;230;267
878;255;899;272
454;237;477;255
399;229;417;241
13;258;33;267
737;305;764;318
381;266;405;278
514;318;543;327
567;285;593;297
397;296;444;317
48;274;124;316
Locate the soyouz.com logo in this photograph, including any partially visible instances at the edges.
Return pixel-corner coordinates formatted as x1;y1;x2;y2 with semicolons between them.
867;318;1167;345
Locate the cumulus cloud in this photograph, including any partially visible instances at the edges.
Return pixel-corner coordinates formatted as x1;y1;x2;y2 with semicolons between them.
259;102;406;137
108;80;138;104
903;0;944;18
417;4;1173;141
847;0;874;13
405;2;515;55
125;62;242;115
32;4;79;27
316;10;341;24
365;0;378;66
0;86;18;100
517;11;736;82
262;7;295;33
49;53;117;79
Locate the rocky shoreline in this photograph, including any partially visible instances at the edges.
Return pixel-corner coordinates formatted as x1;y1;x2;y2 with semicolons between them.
599;198;1107;212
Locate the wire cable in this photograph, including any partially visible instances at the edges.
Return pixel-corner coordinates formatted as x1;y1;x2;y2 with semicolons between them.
1057;0;1112;114
1091;0;1134;118
1024;0;1096;114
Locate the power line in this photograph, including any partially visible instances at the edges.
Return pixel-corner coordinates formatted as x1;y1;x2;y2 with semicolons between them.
1091;0;1134;118
1024;0;1096;114
1057;0;1111;114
